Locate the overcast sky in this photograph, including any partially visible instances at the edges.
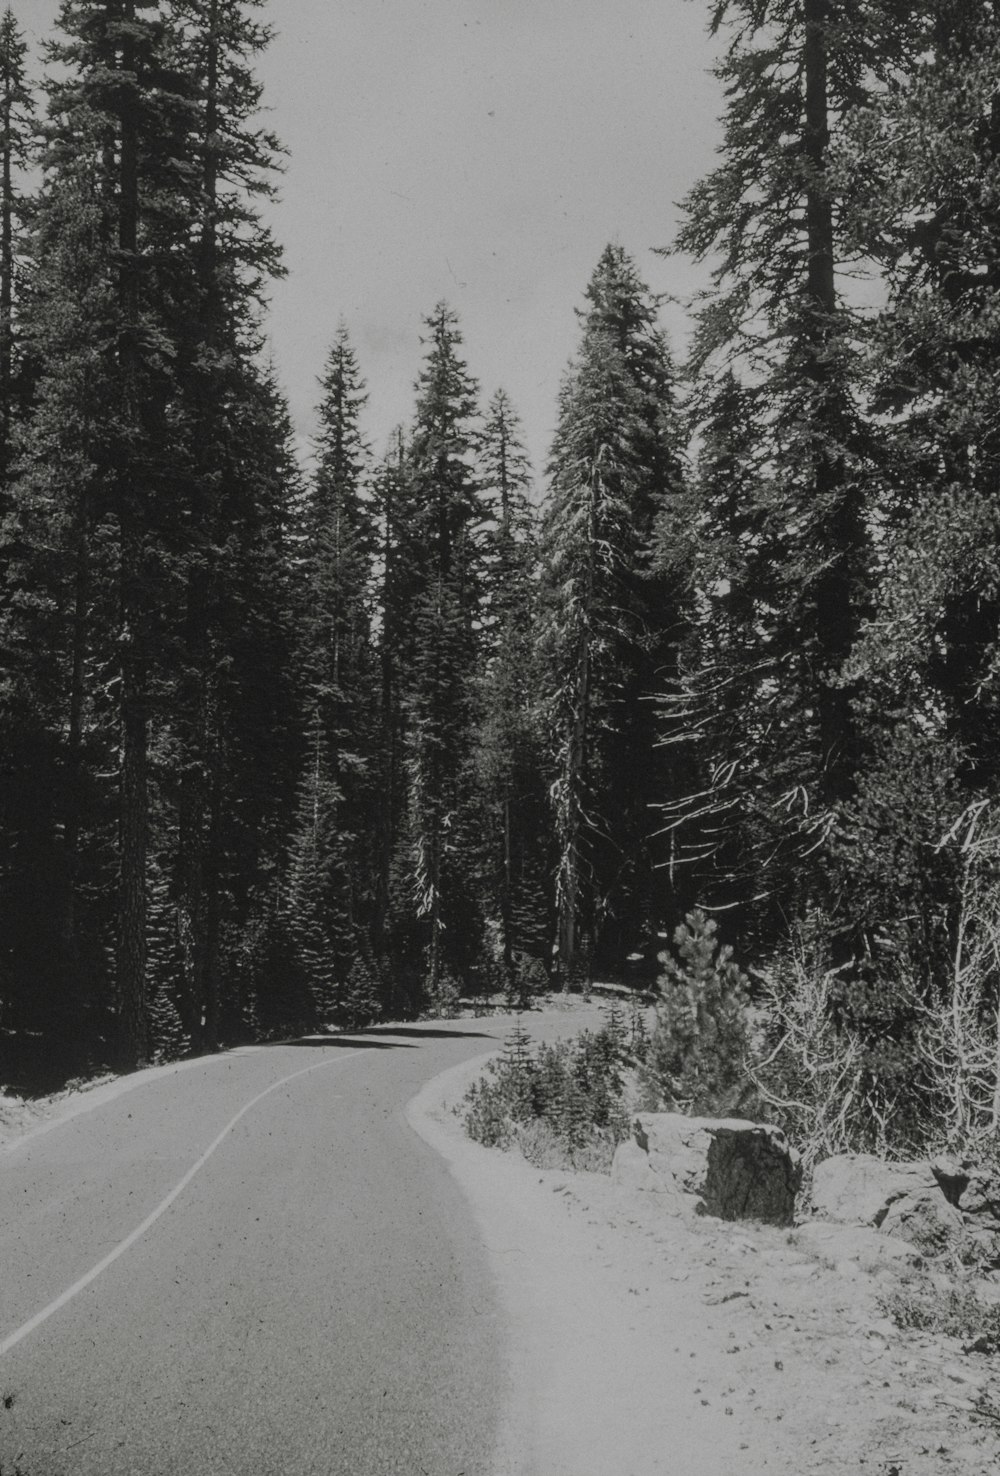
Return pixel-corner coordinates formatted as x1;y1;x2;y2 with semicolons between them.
17;0;723;474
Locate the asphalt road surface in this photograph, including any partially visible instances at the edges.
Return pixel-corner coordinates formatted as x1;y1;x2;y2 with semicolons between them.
0;1019;526;1476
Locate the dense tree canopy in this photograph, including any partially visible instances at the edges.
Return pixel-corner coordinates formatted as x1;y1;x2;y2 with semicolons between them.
2;0;999;1159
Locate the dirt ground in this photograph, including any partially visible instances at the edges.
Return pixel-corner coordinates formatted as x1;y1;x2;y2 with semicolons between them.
409;1045;1000;1476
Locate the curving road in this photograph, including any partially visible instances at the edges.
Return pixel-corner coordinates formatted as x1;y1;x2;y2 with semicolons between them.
0;1020;528;1476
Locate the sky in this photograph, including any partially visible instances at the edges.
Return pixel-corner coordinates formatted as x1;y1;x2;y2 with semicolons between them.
16;0;723;475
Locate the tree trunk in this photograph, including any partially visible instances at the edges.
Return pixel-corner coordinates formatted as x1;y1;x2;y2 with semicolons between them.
803;0;861;802
557;463;597;985
62;530;89;975
0;46;13;464
115;2;149;1069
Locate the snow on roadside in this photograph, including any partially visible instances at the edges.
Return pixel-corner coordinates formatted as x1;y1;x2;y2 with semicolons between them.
408;1033;1000;1476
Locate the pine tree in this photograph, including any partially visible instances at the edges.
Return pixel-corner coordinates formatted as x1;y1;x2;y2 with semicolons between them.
834;1;1000;786
160;0;289;1052
653;371;806;947
0;0;291;1066
538;245;688;985
288;323;378;1019
2;0;202;1066
659;0;923;955
370;428;411;992
476;389;549;993
400;304;487;1000
802;1;1000;1033
642;909;751;1114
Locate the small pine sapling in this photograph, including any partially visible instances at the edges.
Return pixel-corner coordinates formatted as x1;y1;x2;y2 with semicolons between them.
642;908;752;1115
462;1021;535;1145
602;1001;627;1057
500;1017;534;1079
629;989;650;1058
341;956;382;1031
557;1068;592;1149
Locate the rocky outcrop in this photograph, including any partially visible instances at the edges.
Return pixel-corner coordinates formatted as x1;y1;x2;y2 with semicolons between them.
613;1113;802;1226
879;1188;966;1253
702;1121;802;1225
958;1166;1000;1228
810;1154;937;1228
808;1152;1000;1265
611;1137;684;1203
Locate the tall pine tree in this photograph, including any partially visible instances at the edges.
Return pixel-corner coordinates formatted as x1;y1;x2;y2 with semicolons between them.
288;324;379;1022
476;389;549;990
539;245;688;984
397;304;486;1003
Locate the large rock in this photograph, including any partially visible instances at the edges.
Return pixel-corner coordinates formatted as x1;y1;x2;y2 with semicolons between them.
610;1139;689;1214
930;1154;971;1208
880;1189;966;1254
810;1154;937;1227
612;1138;673;1193
631;1113;801;1226
959;1168;1000;1229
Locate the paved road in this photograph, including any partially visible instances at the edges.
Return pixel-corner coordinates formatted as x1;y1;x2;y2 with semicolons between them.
0;1020;523;1476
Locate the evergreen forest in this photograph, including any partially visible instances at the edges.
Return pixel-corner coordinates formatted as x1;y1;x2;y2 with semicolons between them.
3;0;1000;1158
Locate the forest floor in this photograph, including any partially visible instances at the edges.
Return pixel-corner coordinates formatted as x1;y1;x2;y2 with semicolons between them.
410;1031;1000;1476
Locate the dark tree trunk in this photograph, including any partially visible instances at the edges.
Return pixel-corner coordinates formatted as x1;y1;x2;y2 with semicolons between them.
115;1;149;1068
184;0;224;1052
803;0;861;802
0;48;13;464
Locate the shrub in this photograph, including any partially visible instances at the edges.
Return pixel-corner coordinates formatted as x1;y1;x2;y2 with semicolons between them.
748;912;923;1167
514;1116;621;1173
879;1274;1000;1352
640;909;753;1115
462;1018;633;1165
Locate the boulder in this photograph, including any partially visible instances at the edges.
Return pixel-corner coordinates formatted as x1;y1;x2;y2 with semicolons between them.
810;1154;937;1227
631;1113;801;1226
879;1189;966;1254
633;1112;723;1191
930;1154;971;1208
959;1168;1000;1229
964;1226;1000;1271
611;1138;681;1202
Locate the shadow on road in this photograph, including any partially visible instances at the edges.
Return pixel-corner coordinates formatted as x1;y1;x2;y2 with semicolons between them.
262;1036;415;1050
261;1024;503;1051
362;1026;499;1040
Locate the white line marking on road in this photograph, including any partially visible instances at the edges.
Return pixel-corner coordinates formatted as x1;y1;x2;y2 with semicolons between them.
0;1051;358;1360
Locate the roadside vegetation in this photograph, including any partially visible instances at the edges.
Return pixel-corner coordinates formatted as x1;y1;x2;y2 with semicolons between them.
462;1006;646;1170
879;1276;1000;1355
